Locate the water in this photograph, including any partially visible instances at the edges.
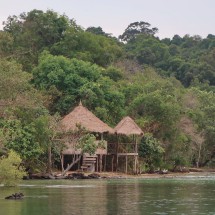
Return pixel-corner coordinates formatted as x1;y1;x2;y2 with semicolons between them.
1;176;215;215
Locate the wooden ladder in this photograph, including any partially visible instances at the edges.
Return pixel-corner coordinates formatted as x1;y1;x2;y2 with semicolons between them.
81;154;97;172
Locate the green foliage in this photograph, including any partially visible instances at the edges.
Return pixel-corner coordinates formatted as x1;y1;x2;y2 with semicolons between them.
102;66;124;82
0;31;14;57
124;29;215;87
125;70;182;139
77;133;106;155
2;118;43;161
33;52;125;124
119;21;158;42
86;26;112;38
3;9;70;71
0;150;26;186
77;134;97;155
126;35;170;67
139;134;164;171
0;59;31;100
186;88;215;165
50;26;123;66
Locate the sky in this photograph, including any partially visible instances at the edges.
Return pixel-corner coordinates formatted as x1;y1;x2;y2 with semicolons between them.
0;0;215;39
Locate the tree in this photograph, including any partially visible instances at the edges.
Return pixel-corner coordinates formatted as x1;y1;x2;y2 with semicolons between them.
0;59;30;101
0;31;14;57
3;9;70;49
33;52;125;124
0;59;44;118
179;116;204;168
119;21;158;42
86;26;111;37
188;88;215;166
139;133;164;171
50;26;123;67
0;58;58;173
1;107;63;174
3;9;70;71
0;150;26;186
124;34;170;68
171;35;183;46
127;72;182;136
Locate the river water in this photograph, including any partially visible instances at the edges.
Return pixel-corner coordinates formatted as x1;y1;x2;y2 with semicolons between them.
1;175;215;215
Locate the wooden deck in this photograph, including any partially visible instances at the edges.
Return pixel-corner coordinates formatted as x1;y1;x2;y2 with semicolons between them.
108;153;138;156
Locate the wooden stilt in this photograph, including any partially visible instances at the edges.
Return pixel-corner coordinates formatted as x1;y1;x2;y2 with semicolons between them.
104;155;106;172
134;155;137;174
116;154;119;172
78;156;80;170
112;155;114;172
125;155;128;174
99;155;103;172
116;134;119;172
134;136;138;174
61;154;64;172
96;155;99;172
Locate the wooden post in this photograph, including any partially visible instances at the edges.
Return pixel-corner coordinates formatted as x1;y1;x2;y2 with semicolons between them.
116;134;119;172
134;156;137;174
125;155;128;174
134;136;138;174
100;133;104;172
135;136;138;153
78;156;81;170
61;154;64;172
104;155;106;172
99;155;103;172
112;155;114;172
116;154;119;172
96;155;99;172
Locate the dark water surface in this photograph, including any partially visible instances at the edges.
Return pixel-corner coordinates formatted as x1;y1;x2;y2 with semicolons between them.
1;176;215;215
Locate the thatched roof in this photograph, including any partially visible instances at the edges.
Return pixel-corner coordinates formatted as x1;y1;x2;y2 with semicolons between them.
114;116;143;136
61;102;113;133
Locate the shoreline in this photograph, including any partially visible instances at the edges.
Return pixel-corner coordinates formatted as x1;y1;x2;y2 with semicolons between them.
27;169;215;180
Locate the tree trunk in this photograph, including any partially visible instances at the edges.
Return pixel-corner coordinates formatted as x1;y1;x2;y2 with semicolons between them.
62;155;82;176
47;146;52;174
196;142;202;168
60;154;64;171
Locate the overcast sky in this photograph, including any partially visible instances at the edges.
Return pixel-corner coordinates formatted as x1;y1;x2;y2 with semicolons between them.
0;0;214;39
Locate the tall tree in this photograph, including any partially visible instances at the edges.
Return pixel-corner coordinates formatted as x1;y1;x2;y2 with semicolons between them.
119;21;158;42
3;9;70;71
86;26;111;37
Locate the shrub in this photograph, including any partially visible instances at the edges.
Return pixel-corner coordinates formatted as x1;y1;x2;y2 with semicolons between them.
0;150;26;186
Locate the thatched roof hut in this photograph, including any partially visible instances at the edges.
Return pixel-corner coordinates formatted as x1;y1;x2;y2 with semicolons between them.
114;116;143;136
61;102;113;133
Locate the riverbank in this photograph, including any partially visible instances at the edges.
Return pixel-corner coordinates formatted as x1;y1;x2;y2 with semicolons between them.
27;168;215;180
96;170;215;179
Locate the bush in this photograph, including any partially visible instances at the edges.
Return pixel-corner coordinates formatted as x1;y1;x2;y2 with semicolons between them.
139;133;165;171
0;150;26;186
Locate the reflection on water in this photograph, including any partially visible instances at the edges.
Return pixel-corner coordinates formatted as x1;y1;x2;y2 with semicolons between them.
1;177;215;215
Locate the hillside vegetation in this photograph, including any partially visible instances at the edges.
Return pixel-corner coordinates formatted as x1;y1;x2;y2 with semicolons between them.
0;10;215;172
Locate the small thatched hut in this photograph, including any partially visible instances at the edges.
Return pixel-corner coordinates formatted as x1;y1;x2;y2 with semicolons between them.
60;102;113;172
114;116;143;174
61;101;113;134
114;116;143;136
